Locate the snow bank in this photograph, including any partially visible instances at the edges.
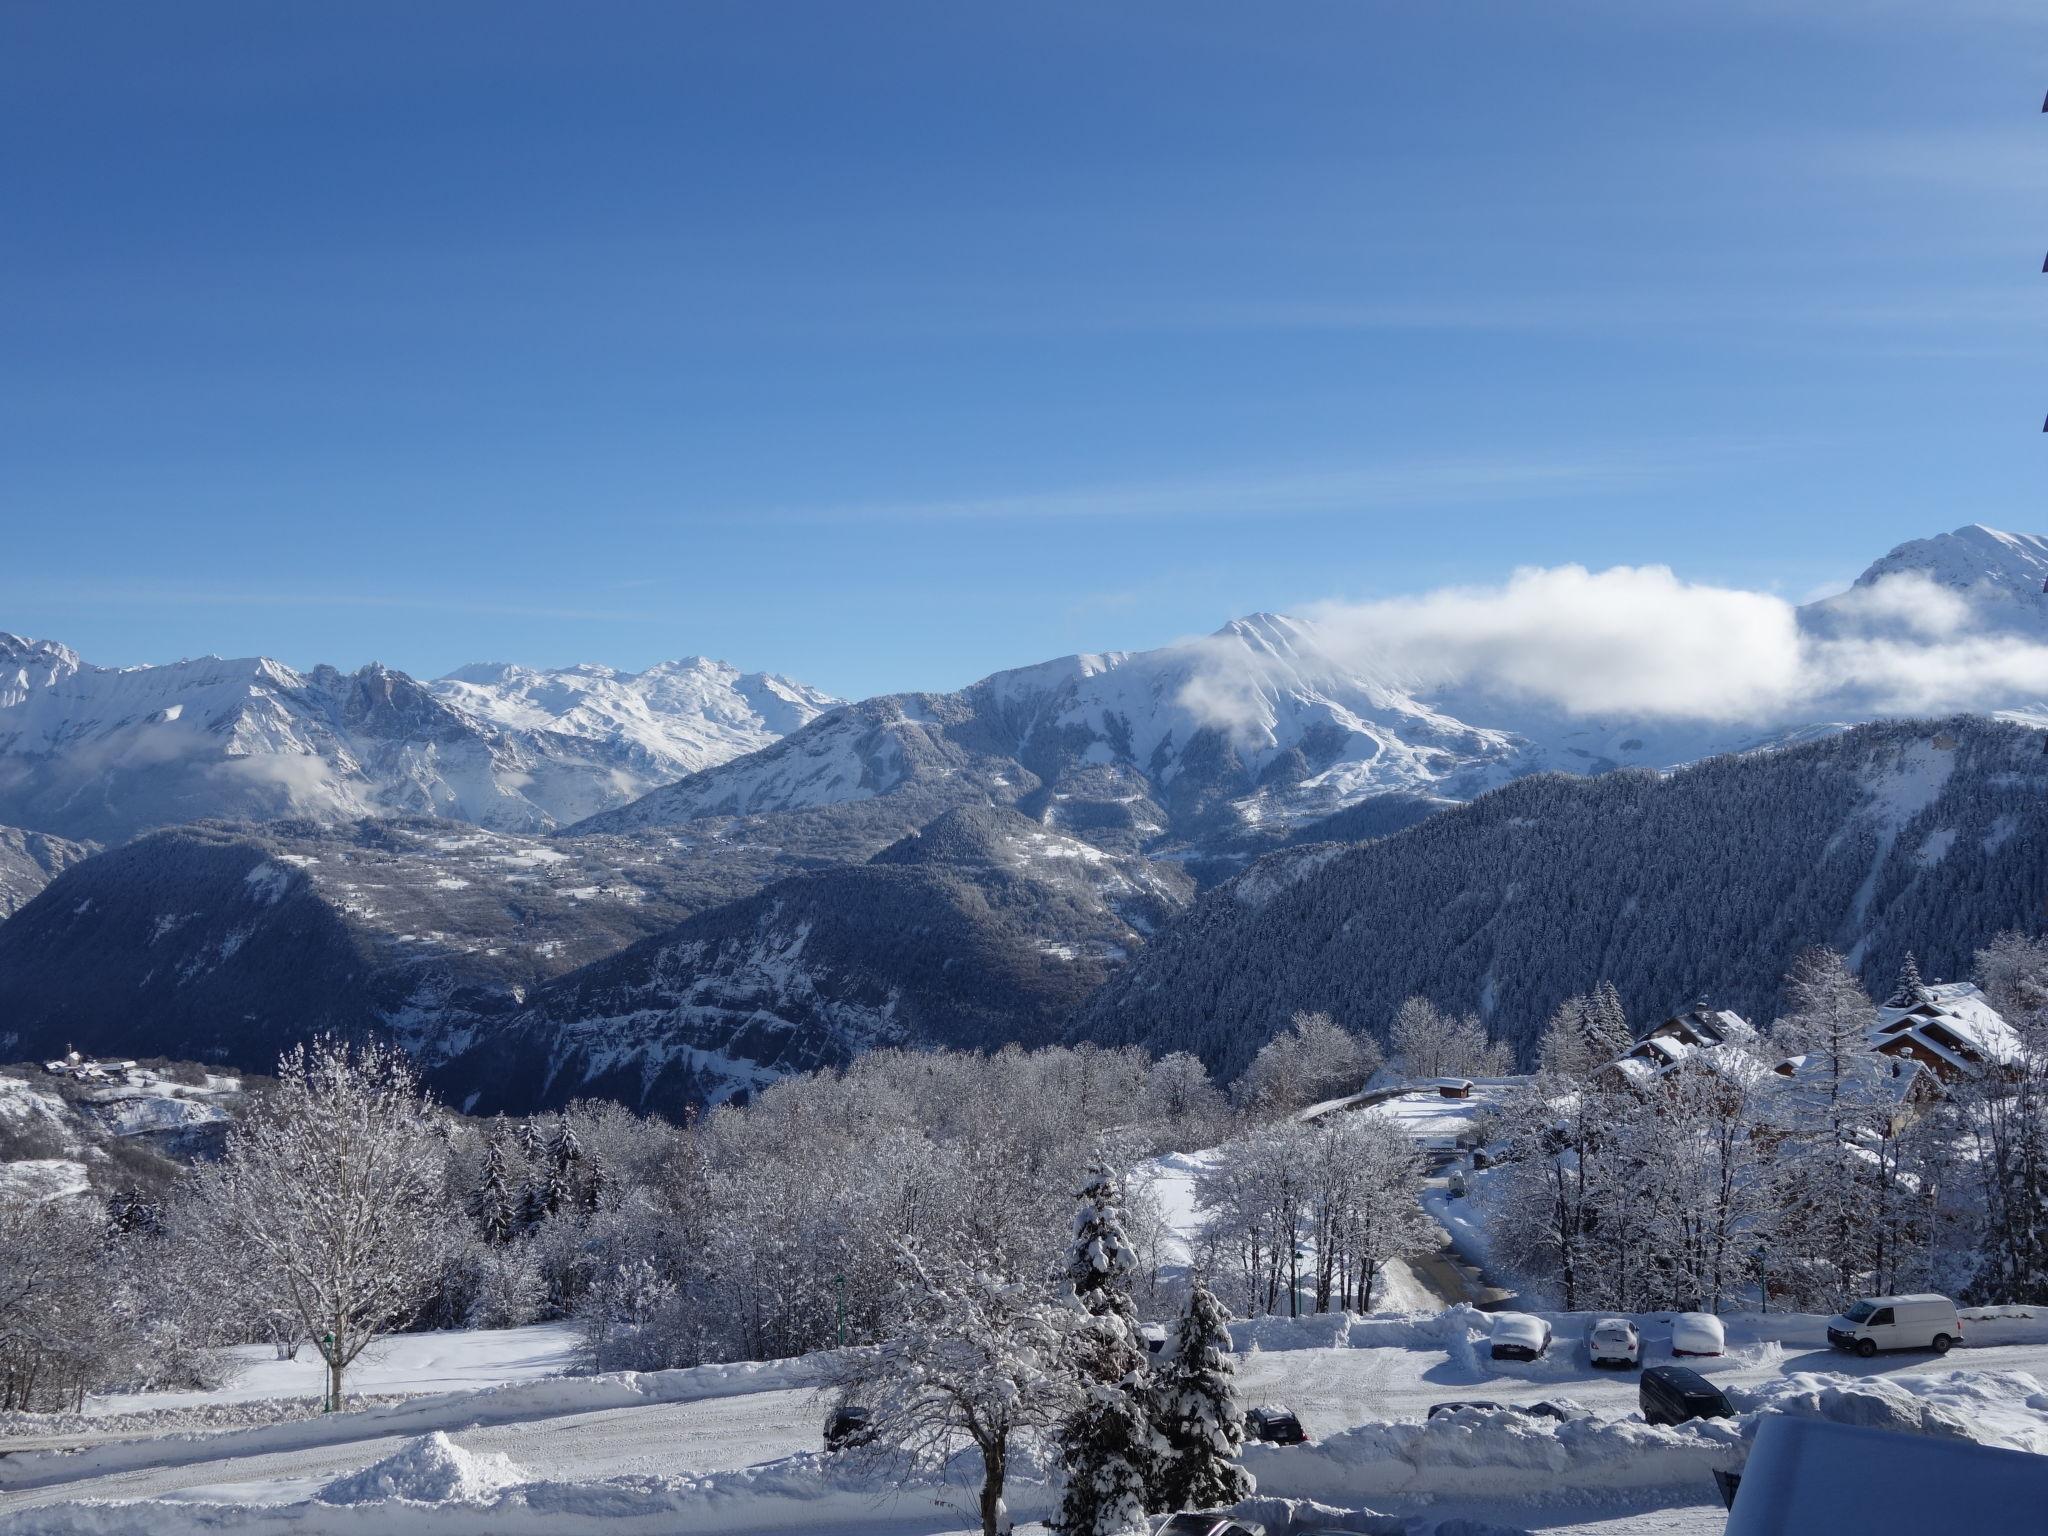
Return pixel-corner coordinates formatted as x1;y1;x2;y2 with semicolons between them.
1;1449;1058;1536
318;1433;526;1505
1229;1304;1487;1355
1730;1367;2048;1455
1;1354;824;1495
1232;1493;1530;1536
1245;1408;1741;1503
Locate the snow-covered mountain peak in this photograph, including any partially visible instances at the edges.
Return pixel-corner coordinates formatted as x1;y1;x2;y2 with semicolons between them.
426;656;840;781
1851;524;2048;605
0;633;83;707
1210;611;1317;660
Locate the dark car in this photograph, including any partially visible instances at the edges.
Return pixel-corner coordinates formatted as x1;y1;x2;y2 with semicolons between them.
824;1404;874;1451
1153;1515;1266;1536
1640;1364;1733;1427
1245;1404;1309;1444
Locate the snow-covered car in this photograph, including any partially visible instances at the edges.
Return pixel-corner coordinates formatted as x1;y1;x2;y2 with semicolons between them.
1446;1169;1468;1198
1244;1404;1309;1444
1154;1515;1266;1536
823;1404;873;1451
1488;1312;1552;1361
1140;1323;1170;1355
1427;1399;1582;1422
1670;1312;1726;1358
1587;1315;1641;1368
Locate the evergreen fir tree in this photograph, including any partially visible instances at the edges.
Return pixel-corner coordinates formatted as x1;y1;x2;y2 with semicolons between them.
1892;951;1925;1006
583;1150;612;1213
515;1119;546;1165
1052;1166;1153;1536
1149;1278;1253;1512
1067;1166;1139;1325
1591;980;1631;1055
473;1136;517;1244
547;1118;584;1214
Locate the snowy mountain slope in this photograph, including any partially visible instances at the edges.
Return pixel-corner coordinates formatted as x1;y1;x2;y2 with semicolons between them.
0;817;807;1074
429;658;839;780
1073;716;2048;1081
0;638;832;844
1825;522;2048;635
572;524;2048;881
442;805;1195;1114
0;1063;245;1203
0;824;93;919
570;615;1529;875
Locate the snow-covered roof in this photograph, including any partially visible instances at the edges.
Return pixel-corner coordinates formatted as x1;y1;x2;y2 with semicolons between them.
1726;1414;2048;1536
1871;981;2021;1072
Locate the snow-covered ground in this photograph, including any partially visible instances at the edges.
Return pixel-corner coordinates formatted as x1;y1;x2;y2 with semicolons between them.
76;1323;582;1417
8;1306;2048;1534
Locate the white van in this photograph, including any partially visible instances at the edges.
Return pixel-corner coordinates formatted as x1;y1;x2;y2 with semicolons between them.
1825;1294;1961;1357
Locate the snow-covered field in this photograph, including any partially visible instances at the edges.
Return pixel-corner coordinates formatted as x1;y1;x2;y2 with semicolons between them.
7;1306;2048;1534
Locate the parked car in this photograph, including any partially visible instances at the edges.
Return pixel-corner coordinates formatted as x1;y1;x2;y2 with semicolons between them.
1671;1312;1726;1358
1140;1323;1169;1356
1154;1514;1266;1536
1427;1399;1506;1418
1826;1293;1961;1358
1446;1169;1468;1198
1640;1364;1733;1427
1489;1312;1552;1361
1587;1316;1641;1368
1244;1404;1309;1445
1427;1399;1582;1423
824;1404;873;1451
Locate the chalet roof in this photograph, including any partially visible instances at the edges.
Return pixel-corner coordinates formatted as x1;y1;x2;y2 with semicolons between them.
1870;981;2021;1072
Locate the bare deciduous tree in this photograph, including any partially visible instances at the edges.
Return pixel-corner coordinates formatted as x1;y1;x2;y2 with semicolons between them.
190;1038;448;1408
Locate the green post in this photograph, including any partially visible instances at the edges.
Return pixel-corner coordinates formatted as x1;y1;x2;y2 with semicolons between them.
322;1333;336;1413
834;1273;845;1348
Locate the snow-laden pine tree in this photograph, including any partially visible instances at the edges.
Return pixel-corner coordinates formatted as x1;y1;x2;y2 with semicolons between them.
1148;1278;1253;1512
1590;981;1632;1057
188;1037;447;1408
1052;1166;1153;1536
473;1135;517;1245
1892;951;1926;1005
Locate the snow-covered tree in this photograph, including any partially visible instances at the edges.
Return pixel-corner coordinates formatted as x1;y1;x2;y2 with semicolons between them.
1235;1011;1381;1117
829;1249;1076;1536
1969;931;2048;1302
1892;951;1926;1005
1389;996;1512;1081
472;1135;518;1245
1053;1167;1152;1536
1148;1277;1252;1511
188;1038;449;1408
1765;948;1885;1308
1590;981;1632;1057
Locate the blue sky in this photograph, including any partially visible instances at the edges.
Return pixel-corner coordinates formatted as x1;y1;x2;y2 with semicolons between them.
3;1;2044;700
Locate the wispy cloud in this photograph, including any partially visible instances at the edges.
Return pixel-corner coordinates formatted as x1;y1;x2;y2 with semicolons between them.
761;450;1719;526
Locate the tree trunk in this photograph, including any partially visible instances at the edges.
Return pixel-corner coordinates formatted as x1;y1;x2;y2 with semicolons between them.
979;1435;1009;1536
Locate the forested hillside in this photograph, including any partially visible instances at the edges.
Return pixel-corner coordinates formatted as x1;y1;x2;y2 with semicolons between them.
442;805;1193;1113
1074;717;2048;1079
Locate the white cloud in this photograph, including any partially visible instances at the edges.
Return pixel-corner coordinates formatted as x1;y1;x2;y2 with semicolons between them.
1176;564;2048;729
